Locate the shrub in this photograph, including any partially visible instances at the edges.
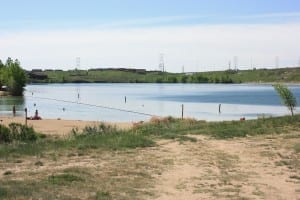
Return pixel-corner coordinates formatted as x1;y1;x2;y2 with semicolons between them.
9;123;38;141
0;125;11;143
0;123;38;143
274;84;297;116
82;123;117;135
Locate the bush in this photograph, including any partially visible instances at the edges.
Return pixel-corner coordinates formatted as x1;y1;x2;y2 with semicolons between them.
9;123;38;141
0;123;38;143
0;125;12;143
81;123;117;135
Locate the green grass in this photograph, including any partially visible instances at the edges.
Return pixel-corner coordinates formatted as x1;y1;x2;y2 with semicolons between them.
0;187;8;198
0;115;300;160
0;123;155;158
134;115;300;139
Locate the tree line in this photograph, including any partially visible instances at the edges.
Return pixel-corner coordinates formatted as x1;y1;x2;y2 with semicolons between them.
0;58;26;96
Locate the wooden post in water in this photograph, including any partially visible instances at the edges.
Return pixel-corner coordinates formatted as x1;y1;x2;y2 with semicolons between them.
24;108;27;126
181;104;184;119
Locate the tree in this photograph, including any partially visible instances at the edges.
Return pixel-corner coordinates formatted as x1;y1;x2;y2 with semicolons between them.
0;58;26;96
0;59;4;69
274;84;297;116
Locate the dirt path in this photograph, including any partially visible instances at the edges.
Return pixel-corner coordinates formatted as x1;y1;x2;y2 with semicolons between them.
153;134;300;200
0;133;299;199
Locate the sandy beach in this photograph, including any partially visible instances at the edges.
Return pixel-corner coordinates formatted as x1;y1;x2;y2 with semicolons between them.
0;116;133;136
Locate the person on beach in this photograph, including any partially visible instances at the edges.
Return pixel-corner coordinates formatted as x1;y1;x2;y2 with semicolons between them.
33;109;41;120
219;104;221;114
35;110;38;118
12;105;16;117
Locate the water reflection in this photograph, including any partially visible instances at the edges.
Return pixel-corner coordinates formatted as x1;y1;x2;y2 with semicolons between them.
0;96;25;116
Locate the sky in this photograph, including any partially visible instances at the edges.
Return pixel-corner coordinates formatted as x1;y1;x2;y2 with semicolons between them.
0;0;300;72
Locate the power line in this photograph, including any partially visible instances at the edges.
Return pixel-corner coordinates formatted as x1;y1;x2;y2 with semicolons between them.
26;96;159;117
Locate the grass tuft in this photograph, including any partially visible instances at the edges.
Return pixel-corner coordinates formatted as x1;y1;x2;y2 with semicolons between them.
48;173;84;185
96;191;112;200
294;143;300;153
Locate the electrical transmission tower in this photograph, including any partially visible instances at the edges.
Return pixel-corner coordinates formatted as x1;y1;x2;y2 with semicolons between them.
275;56;279;68
76;57;80;70
159;53;165;72
234;56;238;71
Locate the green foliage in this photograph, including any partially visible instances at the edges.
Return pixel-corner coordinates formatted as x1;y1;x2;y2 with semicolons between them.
0;125;11;143
274;84;297;116
0;123;38;143
0;58;26;96
8;123;38;141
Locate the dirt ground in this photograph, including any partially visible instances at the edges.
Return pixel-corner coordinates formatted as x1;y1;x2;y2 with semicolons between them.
0;131;299;199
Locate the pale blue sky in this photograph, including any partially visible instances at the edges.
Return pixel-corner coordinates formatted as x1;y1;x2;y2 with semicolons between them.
0;0;300;71
1;0;300;29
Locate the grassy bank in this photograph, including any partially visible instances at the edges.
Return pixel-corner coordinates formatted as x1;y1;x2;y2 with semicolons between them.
0;115;300;199
27;67;300;84
1;115;300;158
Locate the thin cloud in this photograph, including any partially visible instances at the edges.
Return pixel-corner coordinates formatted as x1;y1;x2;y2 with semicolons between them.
238;12;300;19
1;23;299;72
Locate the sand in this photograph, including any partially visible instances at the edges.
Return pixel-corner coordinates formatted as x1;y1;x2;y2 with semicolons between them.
0;116;132;136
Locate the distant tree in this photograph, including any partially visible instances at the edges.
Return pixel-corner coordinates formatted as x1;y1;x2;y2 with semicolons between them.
0;59;4;69
181;75;188;83
0;58;26;96
156;78;163;83
0;59;8;89
274;84;297;116
168;76;178;83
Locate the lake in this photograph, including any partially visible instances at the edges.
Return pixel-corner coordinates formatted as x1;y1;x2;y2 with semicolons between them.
1;83;300;122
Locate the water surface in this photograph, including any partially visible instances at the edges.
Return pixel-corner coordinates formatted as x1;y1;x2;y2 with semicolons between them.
1;83;299;122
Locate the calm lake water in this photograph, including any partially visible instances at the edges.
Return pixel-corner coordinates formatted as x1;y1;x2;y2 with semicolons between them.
1;83;300;122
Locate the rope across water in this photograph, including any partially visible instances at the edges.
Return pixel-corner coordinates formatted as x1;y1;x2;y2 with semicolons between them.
25;95;159;117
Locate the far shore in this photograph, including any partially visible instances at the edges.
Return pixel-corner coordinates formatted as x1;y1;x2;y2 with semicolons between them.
0;116;133;136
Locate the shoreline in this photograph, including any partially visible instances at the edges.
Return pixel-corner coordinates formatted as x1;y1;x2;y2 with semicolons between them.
0;116;133;136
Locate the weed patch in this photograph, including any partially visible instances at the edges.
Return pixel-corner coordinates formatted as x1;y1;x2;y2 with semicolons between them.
294;143;300;153
96;191;112;200
48;173;84;185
